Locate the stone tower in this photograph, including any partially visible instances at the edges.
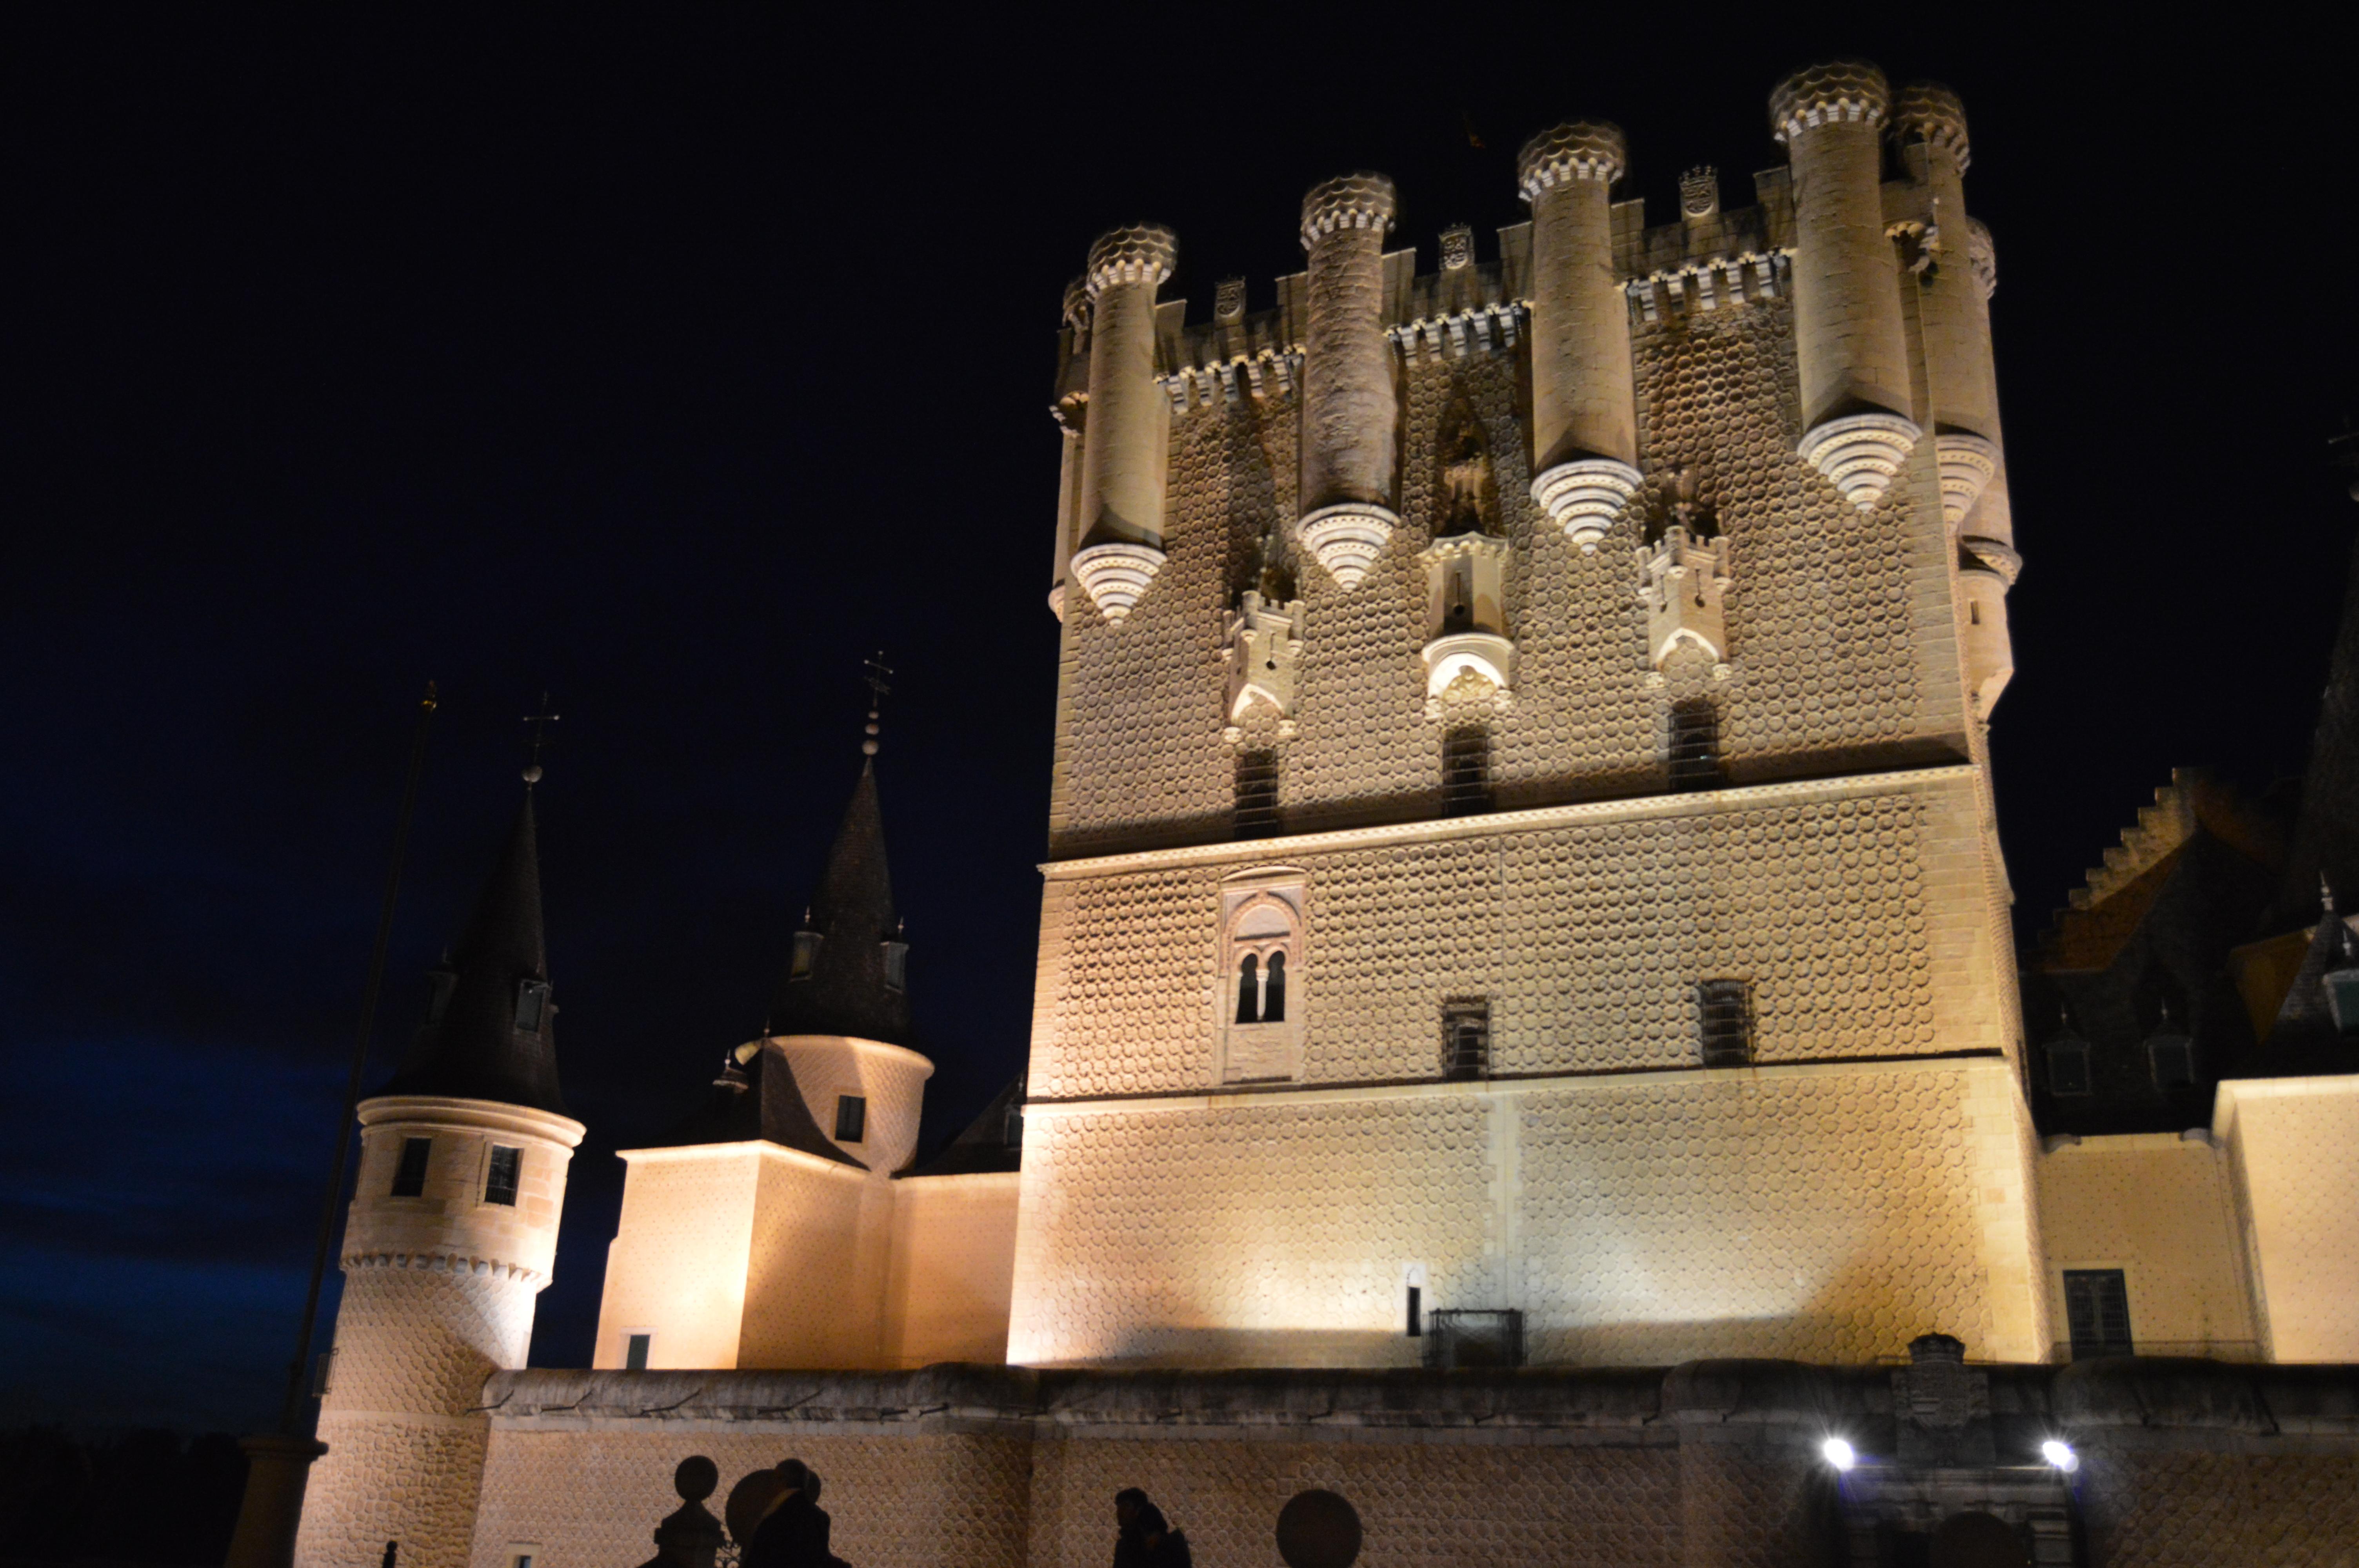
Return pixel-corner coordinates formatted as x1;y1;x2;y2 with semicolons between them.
1014;62;2044;1369
296;788;584;1568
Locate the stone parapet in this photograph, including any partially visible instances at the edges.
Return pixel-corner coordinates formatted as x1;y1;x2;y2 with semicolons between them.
1083;224;1176;298
483;1358;2359;1443
1298;173;1398;248
1891;82;1971;170
1516;120;1628;197
1769;59;1892;142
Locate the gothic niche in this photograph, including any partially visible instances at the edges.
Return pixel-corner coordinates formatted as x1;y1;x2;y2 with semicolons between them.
1223;524;1306;744
1218;871;1307;1083
1418;405;1513;717
1637;466;1733;672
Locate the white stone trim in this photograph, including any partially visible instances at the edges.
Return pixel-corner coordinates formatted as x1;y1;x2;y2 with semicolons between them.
1025;1047;2013;1115
1041;763;1980;879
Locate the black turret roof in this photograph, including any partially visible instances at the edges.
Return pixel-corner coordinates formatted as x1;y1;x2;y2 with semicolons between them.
658;1043;866;1169
377;791;568;1115
900;1075;1025;1178
765;762;914;1047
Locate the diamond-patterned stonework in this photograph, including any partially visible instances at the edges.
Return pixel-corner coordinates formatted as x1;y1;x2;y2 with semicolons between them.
1051;296;1957;852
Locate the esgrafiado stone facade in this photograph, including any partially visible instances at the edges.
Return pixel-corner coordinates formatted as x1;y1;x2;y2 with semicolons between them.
1026;62;2036;1376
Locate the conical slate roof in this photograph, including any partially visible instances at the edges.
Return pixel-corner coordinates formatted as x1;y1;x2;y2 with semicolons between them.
765;762;914;1047
901;1074;1025;1178
658;1044;867;1168
2252;882;2358;1074
377;790;568;1115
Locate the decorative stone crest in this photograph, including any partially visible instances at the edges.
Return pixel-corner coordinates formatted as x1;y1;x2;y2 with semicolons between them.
1678;166;1719;220
1890;1332;1995;1467
1223;591;1306;740
1418;533;1513;713
1768;60;1891;142
1637;471;1733;668
1299;173;1397;247
1214;277;1247;324
1438;225;1474;271
1068;541;1166;622
1515;120;1627;198
1436;405;1495;536
1890;82;1970;170
1298;506;1394;592
1799;411;1923;510
1967;219;1998;300
1084;224;1177;298
1934;433;2000;527
1533;459;1642;552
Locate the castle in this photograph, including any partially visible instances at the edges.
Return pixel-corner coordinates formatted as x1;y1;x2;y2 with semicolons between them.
271;62;2359;1568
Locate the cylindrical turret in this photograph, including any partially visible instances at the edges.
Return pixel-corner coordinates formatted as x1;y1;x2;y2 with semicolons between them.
1890;83;2006;532
1068;225;1176;623
1518;121;1642;552
1296;173;1400;590
1890;83;2019;717
1771;60;1922;510
300;1096;583;1568
1047;279;1090;621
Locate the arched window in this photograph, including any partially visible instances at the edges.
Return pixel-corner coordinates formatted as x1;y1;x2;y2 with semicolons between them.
1219;876;1306;1083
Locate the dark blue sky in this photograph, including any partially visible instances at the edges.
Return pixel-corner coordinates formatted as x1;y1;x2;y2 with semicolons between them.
2;12;2350;1434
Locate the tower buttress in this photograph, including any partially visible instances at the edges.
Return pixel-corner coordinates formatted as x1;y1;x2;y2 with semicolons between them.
1295;174;1401;590
1772;60;1923;508
1069;225;1178;622
1518;121;1643;551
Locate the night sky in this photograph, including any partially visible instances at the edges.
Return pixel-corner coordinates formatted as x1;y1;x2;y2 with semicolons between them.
2;12;2351;1434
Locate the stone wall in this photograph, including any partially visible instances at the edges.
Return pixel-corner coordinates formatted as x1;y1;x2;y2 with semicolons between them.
886;1171;1021;1367
1050;287;1967;855
2216;1076;2359;1362
465;1363;2359;1568
2036;1133;2258;1361
1010;1056;2041;1368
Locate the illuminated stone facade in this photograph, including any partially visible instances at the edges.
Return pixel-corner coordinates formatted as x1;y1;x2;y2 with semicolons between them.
1023;57;2044;1374
289;59;2359;1568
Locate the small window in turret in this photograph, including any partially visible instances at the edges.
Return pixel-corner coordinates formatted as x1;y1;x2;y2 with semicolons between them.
484;1145;522;1206
789;929;823;981
391;1136;432;1198
834;1095;867;1143
882;938;909;992
514;980;550;1033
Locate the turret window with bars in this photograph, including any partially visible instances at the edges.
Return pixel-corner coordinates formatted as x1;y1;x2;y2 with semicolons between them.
1697;980;1754;1066
1234;750;1279;837
1441;998;1490;1080
483;1144;522;1207
1442;727;1490;815
1668;698;1722;790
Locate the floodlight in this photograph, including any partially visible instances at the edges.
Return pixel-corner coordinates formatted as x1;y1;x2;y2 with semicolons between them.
1821;1437;1856;1470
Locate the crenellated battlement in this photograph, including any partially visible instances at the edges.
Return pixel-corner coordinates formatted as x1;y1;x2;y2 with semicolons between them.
1059;178;1805;400
1044;59;2020;849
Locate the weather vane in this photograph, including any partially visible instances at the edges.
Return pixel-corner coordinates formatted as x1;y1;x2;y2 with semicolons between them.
861;653;892;758
522;691;560;783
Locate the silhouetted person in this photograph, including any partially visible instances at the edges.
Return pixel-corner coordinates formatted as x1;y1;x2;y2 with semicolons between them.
1113;1489;1191;1568
745;1460;831;1568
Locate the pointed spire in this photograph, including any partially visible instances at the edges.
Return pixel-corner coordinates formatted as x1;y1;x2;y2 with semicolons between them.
2265;878;2357;1054
765;758;914;1047
378;786;567;1114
